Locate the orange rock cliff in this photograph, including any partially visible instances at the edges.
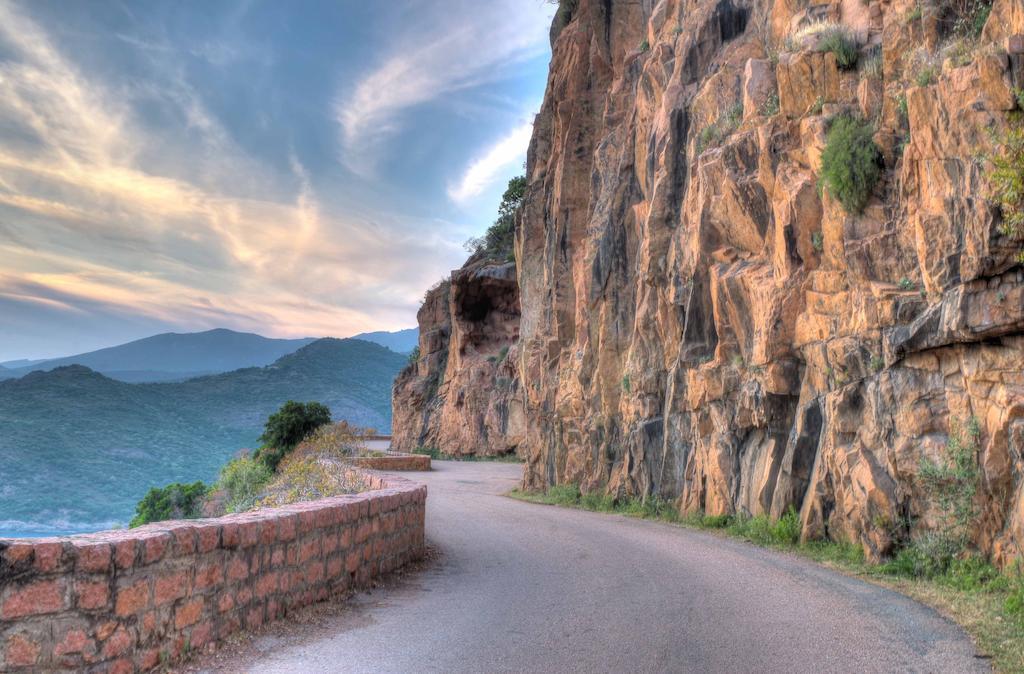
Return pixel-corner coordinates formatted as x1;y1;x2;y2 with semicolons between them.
393;0;1024;563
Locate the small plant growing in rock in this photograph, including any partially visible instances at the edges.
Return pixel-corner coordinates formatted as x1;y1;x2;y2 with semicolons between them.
811;231;824;251
639;39;650;53
920;417;983;533
870;355;885;372
695;103;743;154
817;26;859;70
760;92;780;117
820;114;882;214
621;374;631;393
859;53;883;80
407;345;421;365
944;0;993;40
906;3;923;22
915;64;938;87
809;95;825;116
673;23;683;37
991;111;1024;262
898;277;916;290
731;354;745;369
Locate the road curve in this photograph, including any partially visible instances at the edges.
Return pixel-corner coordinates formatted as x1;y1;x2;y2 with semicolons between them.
208;461;985;674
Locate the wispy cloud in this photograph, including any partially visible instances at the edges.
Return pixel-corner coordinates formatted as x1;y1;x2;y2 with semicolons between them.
448;121;533;204
334;0;551;176
0;1;470;358
0;0;552;361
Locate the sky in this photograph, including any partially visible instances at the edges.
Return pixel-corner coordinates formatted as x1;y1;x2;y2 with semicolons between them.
0;0;555;361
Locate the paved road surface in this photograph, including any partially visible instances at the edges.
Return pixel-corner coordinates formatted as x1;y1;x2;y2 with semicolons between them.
208;461;986;673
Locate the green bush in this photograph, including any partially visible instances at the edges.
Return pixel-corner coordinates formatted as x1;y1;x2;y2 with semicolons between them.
546;484;583;506
882;418;983;578
818;28;859;69
915;65;938;87
466;175;526;261
992;115;1024;262
254;401;332;472
130;481;208;527
581;490;616;511
700;513;733;528
727;507;801;545
407;346;420;366
696;104;743;154
918;417;981;543
820;114;882;214
943;0;992;39
219;455;273;513
1005;576;1024;620
413;446;442;460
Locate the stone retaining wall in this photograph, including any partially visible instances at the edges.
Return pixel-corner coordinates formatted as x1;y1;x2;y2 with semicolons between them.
0;473;426;672
350;453;431;471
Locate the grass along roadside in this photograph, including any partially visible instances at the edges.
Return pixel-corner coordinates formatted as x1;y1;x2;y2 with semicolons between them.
508;484;1024;672
412;446;524;463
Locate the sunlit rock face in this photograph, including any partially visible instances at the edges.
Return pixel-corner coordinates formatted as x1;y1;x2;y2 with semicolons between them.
392;258;524;458
399;0;1024;563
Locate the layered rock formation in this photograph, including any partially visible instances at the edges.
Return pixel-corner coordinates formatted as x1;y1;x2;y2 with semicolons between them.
395;0;1024;562
391;258;524;457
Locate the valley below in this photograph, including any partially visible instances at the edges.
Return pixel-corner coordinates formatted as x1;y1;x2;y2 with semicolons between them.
0;338;406;537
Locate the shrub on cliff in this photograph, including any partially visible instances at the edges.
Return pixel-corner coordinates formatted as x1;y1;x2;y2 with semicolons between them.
465;175;526;262
992;112;1024;262
786;21;859;69
258;455;368;507
130;481;208;527
294;420;370;460
696;104;743;154
820;114;882;214
219;455;272;513
255;400;332;471
817;26;859;70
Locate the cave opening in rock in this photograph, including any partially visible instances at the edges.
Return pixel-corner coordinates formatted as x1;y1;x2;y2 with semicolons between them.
459;293;494;323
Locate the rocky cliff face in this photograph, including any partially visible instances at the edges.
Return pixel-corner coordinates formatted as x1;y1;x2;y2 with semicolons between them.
392;258;524;456
396;0;1024;563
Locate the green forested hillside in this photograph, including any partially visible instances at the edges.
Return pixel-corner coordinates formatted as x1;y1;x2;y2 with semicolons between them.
0;338;405;536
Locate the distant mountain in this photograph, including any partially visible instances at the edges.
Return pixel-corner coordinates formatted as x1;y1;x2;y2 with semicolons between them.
0;338;405;537
0;359;47;369
350;328;418;354
5;329;316;382
0;366;11;381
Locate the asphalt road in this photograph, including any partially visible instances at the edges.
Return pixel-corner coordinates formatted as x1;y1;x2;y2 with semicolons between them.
207;461;986;674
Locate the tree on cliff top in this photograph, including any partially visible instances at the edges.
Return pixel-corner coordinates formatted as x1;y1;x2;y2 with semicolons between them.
254;400;332;471
130;481;208;527
465;175;527;262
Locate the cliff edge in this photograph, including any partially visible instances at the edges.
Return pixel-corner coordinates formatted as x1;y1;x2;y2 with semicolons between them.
396;0;1024;564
